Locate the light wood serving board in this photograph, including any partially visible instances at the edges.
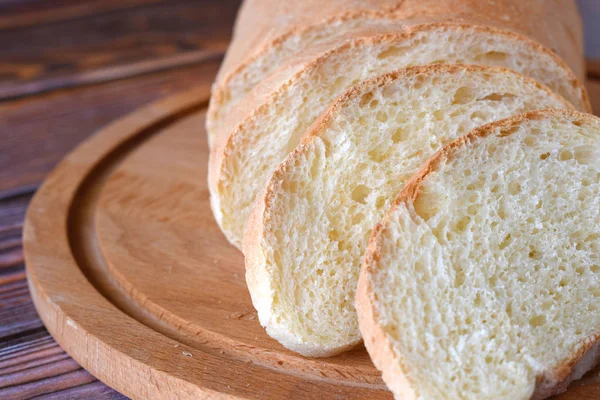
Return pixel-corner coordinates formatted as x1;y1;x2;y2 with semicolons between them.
23;80;600;400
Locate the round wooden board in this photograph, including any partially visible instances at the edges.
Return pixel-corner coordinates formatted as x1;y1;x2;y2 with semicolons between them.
23;81;600;400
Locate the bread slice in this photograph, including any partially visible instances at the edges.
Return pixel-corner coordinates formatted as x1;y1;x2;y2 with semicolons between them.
356;109;600;400
210;22;590;249
208;0;584;144
242;64;574;357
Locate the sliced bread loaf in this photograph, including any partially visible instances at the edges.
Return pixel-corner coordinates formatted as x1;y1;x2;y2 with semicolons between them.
356;109;600;400
210;23;589;249
242;65;574;357
208;0;584;144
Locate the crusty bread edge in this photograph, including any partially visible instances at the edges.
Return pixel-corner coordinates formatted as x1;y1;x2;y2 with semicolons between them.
243;142;363;357
207;6;406;131
209;22;588;248
301;64;576;145
356;108;600;399
207;7;591;130
242;65;572;358
208;13;590;138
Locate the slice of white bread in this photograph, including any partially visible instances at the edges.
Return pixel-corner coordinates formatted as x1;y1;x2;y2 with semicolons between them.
208;0;584;144
210;23;590;249
242;65;574;357
356;109;600;400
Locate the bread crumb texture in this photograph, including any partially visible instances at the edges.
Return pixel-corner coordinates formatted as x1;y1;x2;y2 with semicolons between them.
365;112;600;399
248;66;571;357
217;24;585;248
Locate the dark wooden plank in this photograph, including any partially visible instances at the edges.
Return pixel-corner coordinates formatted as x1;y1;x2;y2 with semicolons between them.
588;79;600;115
32;381;128;399
0;57;222;398
0;272;126;399
0;0;166;31
0;256;126;399
0;0;240;100
0;368;97;399
0;59;220;194
0;192;29;275
0;2;235;397
589;59;600;80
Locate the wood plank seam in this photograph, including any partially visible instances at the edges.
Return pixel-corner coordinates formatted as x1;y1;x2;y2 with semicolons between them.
0;52;225;103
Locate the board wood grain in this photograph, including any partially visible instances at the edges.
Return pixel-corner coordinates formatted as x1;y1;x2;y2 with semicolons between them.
22;80;600;399
0;60;221;195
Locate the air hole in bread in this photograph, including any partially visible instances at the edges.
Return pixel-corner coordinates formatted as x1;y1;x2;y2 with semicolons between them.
480;92;517;102
508;181;521;195
376;46;406;60
505;302;513;317
523;136;536;147
529;315;546;327
452;86;475;105
559;150;573;161
413;75;426;90
498;203;508;220
352;213;365;224
528;248;541;259
360;92;373;106
392;128;407;143
351;185;371;204
470;111;488;122
368;148;386;163
455;216;471;233
474;50;509;63
574;147;596;165
413;191;440;221
432;109;445;121
499;126;520;137
499;234;512;250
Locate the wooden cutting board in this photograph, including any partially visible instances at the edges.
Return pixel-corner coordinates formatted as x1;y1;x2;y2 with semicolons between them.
23;80;600;400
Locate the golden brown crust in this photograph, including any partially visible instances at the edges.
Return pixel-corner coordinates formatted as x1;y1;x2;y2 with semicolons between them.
242;68;577;358
243;141;363;356
302;64;576;146
359;109;600;400
208;22;590;245
532;336;600;399
357;222;419;400
212;0;584;125
389;109;593;213
212;20;589;155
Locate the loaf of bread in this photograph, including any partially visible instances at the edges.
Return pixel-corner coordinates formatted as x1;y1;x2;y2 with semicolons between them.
356;109;600;400
210;22;589;249
207;0;584;146
242;65;573;356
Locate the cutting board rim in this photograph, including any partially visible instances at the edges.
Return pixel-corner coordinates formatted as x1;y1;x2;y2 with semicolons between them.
23;86;226;399
22;76;600;399
22;84;391;400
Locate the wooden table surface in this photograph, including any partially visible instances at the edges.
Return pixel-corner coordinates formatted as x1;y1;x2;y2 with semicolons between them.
0;1;240;398
1;1;599;399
